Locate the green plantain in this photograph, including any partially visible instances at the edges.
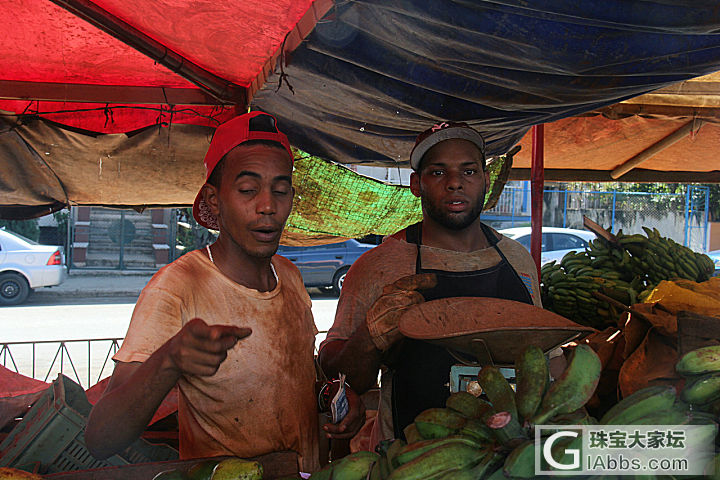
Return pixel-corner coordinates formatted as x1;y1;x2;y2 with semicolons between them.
458;417;494;443
631;406;692;425
385;441;485;480
385;438;406;472
329;451;380;480
477;365;518;421
530;344;601;425
681;372;720;405
676;345;720;377
515;345;549;423
403;422;423;444
445;391;487;419
392;435;482;468
413;408;467;439
600;385;677;425
503;440;536;478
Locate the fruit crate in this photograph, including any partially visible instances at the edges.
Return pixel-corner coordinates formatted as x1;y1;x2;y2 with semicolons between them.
0;374;178;474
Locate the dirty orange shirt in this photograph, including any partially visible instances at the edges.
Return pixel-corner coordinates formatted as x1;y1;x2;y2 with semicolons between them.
113;249;319;472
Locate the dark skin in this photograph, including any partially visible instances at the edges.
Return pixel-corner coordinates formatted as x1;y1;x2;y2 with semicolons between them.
320;139;565;430
86;144;296;459
319;139;491;410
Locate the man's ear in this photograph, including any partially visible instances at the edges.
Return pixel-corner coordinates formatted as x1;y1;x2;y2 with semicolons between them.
409;171;421;198
484;169;491;188
202;183;220;216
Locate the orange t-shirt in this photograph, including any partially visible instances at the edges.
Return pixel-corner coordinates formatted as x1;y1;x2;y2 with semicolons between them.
113;250;319;472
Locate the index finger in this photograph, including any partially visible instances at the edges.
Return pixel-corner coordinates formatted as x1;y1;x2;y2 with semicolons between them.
208;325;252;341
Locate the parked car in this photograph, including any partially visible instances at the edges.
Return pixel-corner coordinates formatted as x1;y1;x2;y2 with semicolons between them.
498;226;596;265
0;228;67;305
276;239;376;294
708;250;720;276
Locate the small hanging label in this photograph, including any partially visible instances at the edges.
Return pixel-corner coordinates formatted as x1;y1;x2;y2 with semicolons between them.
330;373;349;424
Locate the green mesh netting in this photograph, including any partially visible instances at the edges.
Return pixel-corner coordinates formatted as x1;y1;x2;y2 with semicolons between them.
280;147;516;246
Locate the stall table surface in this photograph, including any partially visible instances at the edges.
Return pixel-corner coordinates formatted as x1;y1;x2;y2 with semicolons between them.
43;452;299;480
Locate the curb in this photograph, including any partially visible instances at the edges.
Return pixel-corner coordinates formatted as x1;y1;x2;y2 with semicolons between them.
32;290;144;298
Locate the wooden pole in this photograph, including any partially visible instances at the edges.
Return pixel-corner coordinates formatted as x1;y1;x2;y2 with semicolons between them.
611;120;702;179
531;124;544;278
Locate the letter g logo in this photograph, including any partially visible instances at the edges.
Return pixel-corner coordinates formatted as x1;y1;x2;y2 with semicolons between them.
543;431;580;470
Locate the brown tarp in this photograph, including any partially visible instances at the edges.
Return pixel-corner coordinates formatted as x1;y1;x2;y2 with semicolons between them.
2;114;210;217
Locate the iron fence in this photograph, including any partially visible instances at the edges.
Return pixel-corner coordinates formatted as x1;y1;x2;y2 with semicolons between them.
1;338;123;389
484;183;710;251
2;333;333;389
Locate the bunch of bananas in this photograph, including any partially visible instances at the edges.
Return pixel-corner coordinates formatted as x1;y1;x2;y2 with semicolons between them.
349;345;602;479
540;226;715;329
675;345;720;477
598;384;715;428
542;384;718;479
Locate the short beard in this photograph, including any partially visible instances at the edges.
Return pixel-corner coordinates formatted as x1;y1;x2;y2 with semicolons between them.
421;191;485;231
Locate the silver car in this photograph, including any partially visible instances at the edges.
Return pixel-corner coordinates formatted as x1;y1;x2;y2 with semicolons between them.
499;226;597;266
0;228;68;305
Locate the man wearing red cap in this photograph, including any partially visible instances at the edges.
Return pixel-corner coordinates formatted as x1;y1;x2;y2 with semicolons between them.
86;111;320;472
319;122;558;449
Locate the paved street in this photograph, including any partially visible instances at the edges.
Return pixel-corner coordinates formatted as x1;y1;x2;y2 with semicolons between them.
0;275;339;388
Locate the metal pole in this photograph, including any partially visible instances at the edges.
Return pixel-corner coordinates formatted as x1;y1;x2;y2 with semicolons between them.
563;190;568;228
531;124;545;277
170;208;177;262
611;191;617;232
704;186;710;252
119;210;125;270
684;186;691;247
66;207;73;272
511;188;516;227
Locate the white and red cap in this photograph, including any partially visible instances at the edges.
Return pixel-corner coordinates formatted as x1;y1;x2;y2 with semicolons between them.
410;121;486;171
192;111;294;230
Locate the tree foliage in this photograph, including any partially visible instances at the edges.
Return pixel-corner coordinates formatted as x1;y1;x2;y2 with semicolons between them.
0;219;39;241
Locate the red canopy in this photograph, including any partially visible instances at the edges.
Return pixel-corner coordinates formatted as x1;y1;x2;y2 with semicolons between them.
0;0;331;132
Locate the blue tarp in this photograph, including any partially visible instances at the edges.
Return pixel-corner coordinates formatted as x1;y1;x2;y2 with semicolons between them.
253;0;720;165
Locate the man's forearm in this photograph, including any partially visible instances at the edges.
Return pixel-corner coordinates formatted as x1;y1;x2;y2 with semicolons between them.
86;343;181;459
319;324;383;394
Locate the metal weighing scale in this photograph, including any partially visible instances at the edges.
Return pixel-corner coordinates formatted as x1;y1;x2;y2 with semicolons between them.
397;297;596;394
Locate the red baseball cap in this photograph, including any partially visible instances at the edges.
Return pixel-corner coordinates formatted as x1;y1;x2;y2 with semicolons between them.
193;111;294;230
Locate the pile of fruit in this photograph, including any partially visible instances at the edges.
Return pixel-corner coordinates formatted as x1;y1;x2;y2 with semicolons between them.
310;344;603;479
540;227;715;329
310;342;720;479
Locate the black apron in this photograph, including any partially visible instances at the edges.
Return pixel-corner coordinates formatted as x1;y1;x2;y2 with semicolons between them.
390;222;534;439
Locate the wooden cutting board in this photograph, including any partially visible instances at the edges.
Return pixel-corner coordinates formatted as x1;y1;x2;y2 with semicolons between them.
398;297;595;365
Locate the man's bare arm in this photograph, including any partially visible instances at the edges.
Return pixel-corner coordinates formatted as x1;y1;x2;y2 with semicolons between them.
86;318;250;459
85;353;179;459
321;274;437;394
318;324;383;395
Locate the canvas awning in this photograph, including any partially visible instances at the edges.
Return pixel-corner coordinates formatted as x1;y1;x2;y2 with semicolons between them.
511;72;720;183
2;1;720;222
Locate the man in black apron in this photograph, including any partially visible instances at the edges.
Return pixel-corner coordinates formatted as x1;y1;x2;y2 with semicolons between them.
320;122;550;444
